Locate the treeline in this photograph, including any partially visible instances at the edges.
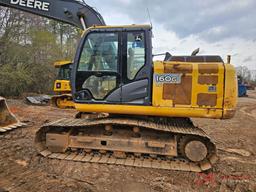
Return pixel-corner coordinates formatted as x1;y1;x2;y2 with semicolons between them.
236;66;256;84
0;7;80;97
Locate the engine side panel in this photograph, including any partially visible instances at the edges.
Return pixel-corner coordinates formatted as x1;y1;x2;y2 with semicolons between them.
152;61;237;119
153;61;225;110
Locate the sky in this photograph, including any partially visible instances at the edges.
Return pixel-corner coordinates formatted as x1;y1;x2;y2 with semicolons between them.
86;0;256;70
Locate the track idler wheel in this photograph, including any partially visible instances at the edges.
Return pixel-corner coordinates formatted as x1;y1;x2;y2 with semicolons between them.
178;136;212;163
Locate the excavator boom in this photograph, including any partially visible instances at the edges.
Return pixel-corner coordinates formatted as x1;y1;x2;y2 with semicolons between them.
0;0;106;29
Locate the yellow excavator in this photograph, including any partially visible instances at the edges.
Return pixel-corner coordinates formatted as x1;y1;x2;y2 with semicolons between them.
0;0;237;172
51;60;74;109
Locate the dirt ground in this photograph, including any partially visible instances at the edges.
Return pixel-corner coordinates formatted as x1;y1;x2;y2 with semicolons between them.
0;91;256;192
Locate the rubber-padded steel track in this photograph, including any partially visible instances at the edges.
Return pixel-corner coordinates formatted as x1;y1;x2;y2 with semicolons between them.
35;117;218;172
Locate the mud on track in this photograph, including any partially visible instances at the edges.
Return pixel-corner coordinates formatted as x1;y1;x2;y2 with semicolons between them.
0;91;256;192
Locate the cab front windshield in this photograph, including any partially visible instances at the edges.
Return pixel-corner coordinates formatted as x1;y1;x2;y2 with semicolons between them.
78;33;118;72
77;32;119;100
58;65;71;80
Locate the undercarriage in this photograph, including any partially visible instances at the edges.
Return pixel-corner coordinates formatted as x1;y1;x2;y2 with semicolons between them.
51;94;74;109
35;115;218;172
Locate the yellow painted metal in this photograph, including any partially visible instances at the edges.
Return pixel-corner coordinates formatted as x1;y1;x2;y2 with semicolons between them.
53;80;71;92
51;94;74;109
82;25;151;36
88;24;151;30
152;61;225;109
152;62;173;107
75;60;237;119
52;60;74;109
75;103;224;119
52;79;73;109
191;63;225;108
223;63;238;119
54;60;72;68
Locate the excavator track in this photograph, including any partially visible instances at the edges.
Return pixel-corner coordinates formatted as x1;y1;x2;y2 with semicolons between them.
35;117;218;172
51;94;74;109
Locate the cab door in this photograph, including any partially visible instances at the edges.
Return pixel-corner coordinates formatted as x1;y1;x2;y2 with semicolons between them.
73;28;152;105
74;32;122;102
120;30;152;105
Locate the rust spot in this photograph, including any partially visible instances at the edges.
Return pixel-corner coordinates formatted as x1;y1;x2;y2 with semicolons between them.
163;76;192;105
222;109;236;119
9;107;18;113
198;76;218;85
164;63;193;73
197;94;217;107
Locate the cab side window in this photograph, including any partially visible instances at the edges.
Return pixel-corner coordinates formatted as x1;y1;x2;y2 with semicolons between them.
127;32;145;80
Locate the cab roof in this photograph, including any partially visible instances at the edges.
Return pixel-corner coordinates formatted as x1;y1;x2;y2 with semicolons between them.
87;24;152;31
54;60;72;68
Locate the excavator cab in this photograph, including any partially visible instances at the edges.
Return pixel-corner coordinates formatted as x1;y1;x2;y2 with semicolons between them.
73;26;152;105
53;60;72;93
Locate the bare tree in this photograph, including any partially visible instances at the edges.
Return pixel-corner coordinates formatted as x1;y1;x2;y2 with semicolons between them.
236;66;252;82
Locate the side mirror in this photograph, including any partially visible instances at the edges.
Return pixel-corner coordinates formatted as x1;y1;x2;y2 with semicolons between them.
191;48;200;56
164;52;172;61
